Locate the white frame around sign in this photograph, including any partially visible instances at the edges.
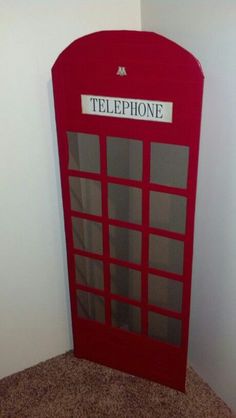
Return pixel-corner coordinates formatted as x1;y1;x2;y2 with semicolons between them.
81;94;173;123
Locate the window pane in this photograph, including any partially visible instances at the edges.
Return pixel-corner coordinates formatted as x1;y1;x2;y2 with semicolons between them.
111;300;141;333
75;255;104;290
109;225;141;264
148;311;181;346
67;132;100;173
148;274;183;312
150;191;187;234
107;136;142;180
149;234;184;275
110;264;141;300
72;217;103;255
108;183;142;224
151;143;189;189
69;177;102;216
77;290;105;323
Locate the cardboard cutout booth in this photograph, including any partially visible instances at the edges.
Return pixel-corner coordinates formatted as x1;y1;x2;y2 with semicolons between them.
52;30;204;392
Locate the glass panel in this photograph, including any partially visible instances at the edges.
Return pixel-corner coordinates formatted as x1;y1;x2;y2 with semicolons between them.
150;191;187;234
75;255;104;290
148;274;183;312
77;290;105;323
110;264;141;300
111;300;141;333
67;132;100;173
69;177;102;215
72;217;103;255
109;225;141;264
149;234;184;275
107;136;142;180
151;143;189;189
148;311;182;346
108;183;142;224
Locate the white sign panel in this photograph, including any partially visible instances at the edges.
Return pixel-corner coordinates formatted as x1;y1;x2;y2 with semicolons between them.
81;95;173;123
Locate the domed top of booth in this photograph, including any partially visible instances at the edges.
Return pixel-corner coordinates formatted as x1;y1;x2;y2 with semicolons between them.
52;30;204;82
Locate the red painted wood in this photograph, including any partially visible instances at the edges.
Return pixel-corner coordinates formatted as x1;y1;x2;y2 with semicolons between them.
52;30;204;392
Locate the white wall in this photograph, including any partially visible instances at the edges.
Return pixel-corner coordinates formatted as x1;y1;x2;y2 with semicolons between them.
0;0;141;379
141;0;236;411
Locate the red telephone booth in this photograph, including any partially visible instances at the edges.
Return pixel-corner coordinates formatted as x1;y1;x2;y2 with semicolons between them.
52;30;204;391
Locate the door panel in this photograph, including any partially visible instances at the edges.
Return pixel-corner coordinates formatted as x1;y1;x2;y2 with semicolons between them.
149;191;187;234
74;254;104;290
68;132;100;173
52;30;204;391
150;143;189;189
149;234;184;275
107;136;143;180
77;289;105;323
110;264;141;301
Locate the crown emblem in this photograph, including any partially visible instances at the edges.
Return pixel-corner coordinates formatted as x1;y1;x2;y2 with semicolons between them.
116;66;127;76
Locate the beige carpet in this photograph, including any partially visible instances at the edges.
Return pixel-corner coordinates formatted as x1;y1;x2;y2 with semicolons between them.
0;352;233;418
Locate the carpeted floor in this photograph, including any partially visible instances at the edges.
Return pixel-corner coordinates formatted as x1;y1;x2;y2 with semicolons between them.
0;352;233;418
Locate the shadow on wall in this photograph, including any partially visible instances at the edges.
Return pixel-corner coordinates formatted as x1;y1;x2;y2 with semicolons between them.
47;79;73;348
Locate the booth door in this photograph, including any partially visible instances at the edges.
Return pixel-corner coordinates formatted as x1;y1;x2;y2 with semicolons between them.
52;31;204;391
